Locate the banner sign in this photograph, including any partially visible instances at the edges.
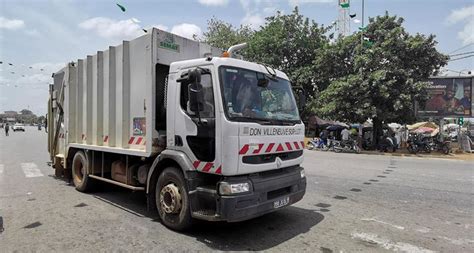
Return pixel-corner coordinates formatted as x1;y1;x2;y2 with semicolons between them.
417;77;473;117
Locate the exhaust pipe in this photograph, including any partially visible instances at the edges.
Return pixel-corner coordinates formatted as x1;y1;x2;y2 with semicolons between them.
226;43;247;57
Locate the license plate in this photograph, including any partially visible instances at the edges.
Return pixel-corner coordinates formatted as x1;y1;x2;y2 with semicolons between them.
273;196;290;208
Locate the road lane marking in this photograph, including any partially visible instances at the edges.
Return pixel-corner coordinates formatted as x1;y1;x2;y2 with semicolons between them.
0;164;4;174
21;163;44;178
351;232;435;253
361;218;405;230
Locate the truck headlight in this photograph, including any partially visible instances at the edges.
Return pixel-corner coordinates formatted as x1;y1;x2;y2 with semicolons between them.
219;182;251;195
300;169;305;178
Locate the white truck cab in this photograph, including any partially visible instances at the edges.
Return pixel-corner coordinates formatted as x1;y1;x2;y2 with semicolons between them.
48;28;306;231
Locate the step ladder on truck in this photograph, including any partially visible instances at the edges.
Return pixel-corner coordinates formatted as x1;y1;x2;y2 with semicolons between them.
47;28;307;231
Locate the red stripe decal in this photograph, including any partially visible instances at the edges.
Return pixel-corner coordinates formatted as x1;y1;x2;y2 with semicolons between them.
276;143;284;152
294;141;300;149
128;137;135;144
253;144;264;154
104;135;108;142
239;144;249;155
265;143;275;153
215;166;222;174
301;141;305;148
202;162;213;172
193;161;201;169
286;142;293;151
136;137;143;145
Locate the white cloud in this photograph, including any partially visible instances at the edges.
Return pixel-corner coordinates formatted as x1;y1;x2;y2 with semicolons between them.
0;16;25;30
78;17;144;40
239;0;268;30
447;5;474;45
263;7;277;15
289;0;333;6
198;0;229;6
447;5;474;24
171;23;202;40
241;14;265;30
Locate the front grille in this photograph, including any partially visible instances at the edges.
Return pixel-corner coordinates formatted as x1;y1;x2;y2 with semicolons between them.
242;150;303;164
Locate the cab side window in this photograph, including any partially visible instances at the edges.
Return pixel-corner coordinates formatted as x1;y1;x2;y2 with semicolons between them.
180;72;215;118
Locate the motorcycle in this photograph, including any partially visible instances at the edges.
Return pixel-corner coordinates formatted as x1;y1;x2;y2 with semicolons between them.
334;139;360;154
429;139;451;154
307;138;329;151
379;136;397;152
407;134;431;154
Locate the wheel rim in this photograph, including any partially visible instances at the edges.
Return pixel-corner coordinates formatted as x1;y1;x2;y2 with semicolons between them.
160;183;182;214
73;158;84;184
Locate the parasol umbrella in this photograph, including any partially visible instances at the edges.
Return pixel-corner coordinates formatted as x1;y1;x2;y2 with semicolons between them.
326;125;346;131
414;127;435;134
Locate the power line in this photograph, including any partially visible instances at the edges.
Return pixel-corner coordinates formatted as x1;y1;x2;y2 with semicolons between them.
448;43;473;54
448;54;474;62
449;51;474;57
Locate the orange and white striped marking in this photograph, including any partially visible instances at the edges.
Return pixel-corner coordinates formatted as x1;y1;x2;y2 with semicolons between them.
239;141;305;156
193;161;222;174
128;136;146;145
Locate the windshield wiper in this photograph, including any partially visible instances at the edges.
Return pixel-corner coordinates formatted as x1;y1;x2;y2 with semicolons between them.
268;119;296;126
230;116;272;125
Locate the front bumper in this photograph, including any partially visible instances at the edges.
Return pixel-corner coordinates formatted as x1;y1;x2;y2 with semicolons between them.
190;166;306;222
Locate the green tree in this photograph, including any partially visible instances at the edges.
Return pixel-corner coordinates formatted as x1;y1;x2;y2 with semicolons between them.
315;13;448;144
203;17;254;50
246;7;329;96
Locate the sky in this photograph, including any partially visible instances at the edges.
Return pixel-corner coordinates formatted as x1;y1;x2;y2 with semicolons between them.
0;0;473;115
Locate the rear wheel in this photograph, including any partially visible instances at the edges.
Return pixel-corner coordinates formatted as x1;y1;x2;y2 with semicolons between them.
442;145;449;154
71;151;94;192
408;144;418;154
155;167;193;231
354;145;361;154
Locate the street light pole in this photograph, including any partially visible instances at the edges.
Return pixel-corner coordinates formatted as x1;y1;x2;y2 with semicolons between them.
360;0;365;50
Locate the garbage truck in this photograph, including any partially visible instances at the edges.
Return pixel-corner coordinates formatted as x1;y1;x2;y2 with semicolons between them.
47;28;306;231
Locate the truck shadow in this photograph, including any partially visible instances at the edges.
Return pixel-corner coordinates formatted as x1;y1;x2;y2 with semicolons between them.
187;207;324;251
83;182;324;251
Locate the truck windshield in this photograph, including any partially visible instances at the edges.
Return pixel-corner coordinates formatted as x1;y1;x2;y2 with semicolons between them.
219;66;300;124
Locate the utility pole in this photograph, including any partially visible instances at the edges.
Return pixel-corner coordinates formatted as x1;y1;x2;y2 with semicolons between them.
360;0;365;52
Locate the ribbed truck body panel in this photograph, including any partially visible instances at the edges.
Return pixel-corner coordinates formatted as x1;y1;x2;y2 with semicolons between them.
49;28;222;159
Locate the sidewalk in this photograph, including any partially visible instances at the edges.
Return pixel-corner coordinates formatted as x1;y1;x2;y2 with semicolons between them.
360;149;474;161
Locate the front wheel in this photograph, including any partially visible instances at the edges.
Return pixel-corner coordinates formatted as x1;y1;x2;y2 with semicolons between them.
156;167;193;231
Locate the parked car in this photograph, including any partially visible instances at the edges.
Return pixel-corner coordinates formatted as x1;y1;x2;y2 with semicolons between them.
12;123;26;132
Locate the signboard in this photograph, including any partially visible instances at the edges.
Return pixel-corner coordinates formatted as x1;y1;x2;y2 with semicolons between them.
417;77;473;117
159;33;180;52
339;0;350;8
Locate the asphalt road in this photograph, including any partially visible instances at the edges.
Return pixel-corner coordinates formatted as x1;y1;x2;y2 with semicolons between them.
0;128;473;252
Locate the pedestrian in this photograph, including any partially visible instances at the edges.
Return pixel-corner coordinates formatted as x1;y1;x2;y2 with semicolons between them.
320;129;329;146
341;127;350;141
5;123;10;136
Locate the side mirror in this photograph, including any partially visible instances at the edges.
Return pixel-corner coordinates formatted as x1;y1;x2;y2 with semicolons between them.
188;69;204;113
256;72;269;88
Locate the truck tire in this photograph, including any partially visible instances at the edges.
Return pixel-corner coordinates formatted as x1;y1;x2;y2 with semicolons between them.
155;167;193;231
71;151;94;192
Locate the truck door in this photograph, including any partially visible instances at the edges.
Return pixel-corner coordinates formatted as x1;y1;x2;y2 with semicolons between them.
172;68;222;174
